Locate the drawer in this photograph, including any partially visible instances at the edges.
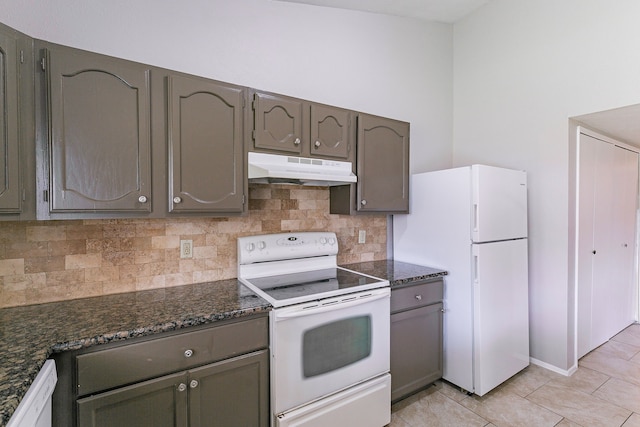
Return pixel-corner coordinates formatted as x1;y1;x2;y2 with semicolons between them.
391;280;443;313
76;316;268;396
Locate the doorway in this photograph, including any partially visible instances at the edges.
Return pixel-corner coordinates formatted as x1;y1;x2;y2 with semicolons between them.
575;127;639;359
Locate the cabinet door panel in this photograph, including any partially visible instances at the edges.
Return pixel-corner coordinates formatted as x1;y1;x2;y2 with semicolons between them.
46;46;151;212
390;303;442;401
189;350;269;427
253;92;303;154
357;114;409;213
310;104;351;160
0;27;21;213
168;75;244;213
77;371;188;427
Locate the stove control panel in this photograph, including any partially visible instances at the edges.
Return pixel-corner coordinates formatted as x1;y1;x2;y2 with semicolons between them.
238;232;338;265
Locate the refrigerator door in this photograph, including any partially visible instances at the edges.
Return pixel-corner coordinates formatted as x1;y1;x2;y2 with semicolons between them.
472;165;528;243
472;239;529;396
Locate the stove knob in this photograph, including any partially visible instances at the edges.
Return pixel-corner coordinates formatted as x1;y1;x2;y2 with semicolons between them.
246;243;255;252
257;241;266;250
320;237;327;244
328;237;336;245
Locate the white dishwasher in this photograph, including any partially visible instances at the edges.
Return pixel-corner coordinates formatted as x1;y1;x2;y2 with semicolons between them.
7;360;57;427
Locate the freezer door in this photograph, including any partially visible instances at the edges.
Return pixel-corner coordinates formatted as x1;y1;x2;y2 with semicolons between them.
472;239;529;396
472;165;527;243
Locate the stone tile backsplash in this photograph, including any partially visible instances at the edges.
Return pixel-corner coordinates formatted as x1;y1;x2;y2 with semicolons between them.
0;185;387;308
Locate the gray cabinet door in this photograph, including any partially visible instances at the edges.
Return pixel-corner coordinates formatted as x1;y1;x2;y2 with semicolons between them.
45;45;152;213
390;302;443;402
77;371;188;427
310;104;352;160
167;75;244;213
356;114;409;213
0;26;21;213
188;350;269;427
252;91;304;155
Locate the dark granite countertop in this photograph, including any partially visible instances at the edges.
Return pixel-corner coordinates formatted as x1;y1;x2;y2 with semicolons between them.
0;279;270;426
341;259;447;287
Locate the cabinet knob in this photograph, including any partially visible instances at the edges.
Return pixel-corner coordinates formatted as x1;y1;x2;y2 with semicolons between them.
138;195;148;203
294;138;301;146
190;379;199;389
173;196;182;204
184;349;194;358
178;383;187;392
314;140;321;148
361;199;367;206
415;294;422;301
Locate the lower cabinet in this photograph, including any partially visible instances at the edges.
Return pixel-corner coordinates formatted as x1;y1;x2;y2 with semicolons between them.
52;315;269;427
390;279;443;402
77;350;268;427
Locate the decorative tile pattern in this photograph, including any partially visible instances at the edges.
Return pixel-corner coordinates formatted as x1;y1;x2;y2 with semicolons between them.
0;184;387;308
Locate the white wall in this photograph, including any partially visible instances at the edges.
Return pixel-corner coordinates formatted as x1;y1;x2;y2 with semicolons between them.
0;0;453;173
453;0;640;371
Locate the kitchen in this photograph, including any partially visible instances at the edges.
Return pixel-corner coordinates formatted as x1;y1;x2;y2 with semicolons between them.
2;0;640;426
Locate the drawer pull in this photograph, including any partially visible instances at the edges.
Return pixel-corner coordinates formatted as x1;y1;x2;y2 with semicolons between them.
184;349;194;358
178;383;187;392
190;379;199;389
415;295;422;301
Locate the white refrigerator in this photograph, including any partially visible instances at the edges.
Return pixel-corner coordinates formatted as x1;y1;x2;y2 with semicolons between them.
393;165;529;396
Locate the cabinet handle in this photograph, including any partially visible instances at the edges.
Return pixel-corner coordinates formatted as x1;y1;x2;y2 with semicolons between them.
293;138;301;146
441;308;445;313
314;140;321;148
173;196;182;204
361;199;367;206
177;383;187;392
184;349;194;358
415;294;422;301
138;195;148;203
190;380;199;389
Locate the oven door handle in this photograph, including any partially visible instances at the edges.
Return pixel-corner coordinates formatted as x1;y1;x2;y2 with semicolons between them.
274;291;389;320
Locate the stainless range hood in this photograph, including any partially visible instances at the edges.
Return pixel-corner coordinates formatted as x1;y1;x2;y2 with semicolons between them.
248;152;357;186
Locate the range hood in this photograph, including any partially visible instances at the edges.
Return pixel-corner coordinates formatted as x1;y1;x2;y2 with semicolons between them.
248;152;357;186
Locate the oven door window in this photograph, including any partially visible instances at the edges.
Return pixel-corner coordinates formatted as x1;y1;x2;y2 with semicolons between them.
302;315;372;377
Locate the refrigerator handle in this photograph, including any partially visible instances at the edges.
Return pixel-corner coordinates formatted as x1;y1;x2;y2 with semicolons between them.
473;203;478;233
473;254;479;283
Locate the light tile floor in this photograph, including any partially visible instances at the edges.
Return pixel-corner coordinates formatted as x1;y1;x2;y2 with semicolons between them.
390;323;640;427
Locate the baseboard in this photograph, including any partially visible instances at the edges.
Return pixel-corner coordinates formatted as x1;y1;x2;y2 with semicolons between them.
529;357;577;377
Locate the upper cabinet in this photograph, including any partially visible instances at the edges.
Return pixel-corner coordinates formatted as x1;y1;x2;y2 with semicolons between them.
166;74;245;214
0;21;409;220
310;104;352;160
41;43;152;215
330;114;410;214
251;90;353;162
0;24;35;220
252;91;304;155
35;41;247;219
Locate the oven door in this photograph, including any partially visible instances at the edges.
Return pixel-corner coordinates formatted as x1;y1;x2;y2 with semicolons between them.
271;287;390;415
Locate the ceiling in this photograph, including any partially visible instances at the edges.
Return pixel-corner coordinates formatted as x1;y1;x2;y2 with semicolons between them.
274;0;490;23
574;105;640;148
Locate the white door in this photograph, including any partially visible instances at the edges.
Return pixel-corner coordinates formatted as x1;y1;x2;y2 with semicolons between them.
577;132;638;358
472;165;528;243
472;239;529;396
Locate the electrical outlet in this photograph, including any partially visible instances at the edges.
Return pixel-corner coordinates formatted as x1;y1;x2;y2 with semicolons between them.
180;240;193;259
358;230;366;244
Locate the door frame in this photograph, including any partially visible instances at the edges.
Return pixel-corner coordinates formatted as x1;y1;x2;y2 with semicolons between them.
572;125;640;366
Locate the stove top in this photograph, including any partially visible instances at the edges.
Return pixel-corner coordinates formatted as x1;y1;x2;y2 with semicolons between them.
237;232;388;307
